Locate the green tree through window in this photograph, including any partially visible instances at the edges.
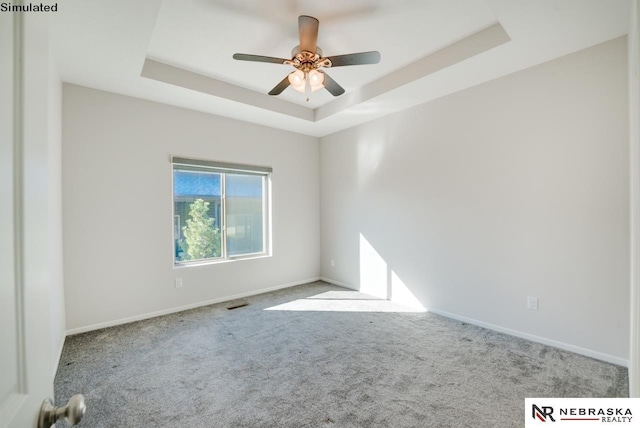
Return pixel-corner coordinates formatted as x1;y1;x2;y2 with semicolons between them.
180;199;221;260
172;157;271;264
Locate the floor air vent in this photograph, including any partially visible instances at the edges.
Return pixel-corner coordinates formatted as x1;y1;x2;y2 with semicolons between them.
227;302;249;310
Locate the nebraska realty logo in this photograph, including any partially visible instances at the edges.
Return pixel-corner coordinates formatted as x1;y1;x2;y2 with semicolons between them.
525;398;640;427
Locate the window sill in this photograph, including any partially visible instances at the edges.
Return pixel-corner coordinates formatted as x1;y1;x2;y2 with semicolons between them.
173;253;271;269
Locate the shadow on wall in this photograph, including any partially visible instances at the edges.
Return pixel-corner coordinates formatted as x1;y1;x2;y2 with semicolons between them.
271;232;427;313
351;115;429;312
359;234;426;311
317;114;431;312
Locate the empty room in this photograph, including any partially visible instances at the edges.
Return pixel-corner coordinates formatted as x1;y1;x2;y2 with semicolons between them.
3;0;640;427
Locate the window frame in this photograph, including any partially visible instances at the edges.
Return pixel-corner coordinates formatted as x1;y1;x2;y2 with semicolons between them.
172;156;272;266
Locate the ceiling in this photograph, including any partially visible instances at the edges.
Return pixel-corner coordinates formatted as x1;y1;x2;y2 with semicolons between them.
50;0;631;137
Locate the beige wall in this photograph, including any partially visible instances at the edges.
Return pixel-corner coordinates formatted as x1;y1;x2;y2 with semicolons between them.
62;85;320;331
320;37;630;364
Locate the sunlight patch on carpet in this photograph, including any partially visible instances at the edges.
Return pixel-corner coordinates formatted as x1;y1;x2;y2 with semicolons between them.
264;290;425;313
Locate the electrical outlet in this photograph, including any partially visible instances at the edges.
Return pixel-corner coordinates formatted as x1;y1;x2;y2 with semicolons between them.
330;259;335;268
175;278;183;289
527;296;538;311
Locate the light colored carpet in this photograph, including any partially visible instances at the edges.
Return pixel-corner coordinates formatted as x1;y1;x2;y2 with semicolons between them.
54;281;628;427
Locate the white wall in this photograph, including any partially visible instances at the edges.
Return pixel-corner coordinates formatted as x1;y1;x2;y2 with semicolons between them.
62;85;320;332
48;48;65;374
629;0;640;396
18;10;65;386
321;37;629;364
19;11;63;405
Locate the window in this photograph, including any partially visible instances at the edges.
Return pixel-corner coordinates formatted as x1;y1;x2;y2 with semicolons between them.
172;157;271;264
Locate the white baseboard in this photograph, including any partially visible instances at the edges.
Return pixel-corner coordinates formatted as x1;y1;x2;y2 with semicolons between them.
428;308;629;368
53;335;66;378
320;276;358;290
317;276;628;367
65;277;320;336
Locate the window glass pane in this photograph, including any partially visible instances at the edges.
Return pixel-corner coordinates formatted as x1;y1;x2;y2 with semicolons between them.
173;169;222;262
225;173;264;256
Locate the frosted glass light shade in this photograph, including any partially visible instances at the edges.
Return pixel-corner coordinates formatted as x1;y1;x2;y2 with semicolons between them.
288;69;325;94
288;70;306;93
308;70;325;92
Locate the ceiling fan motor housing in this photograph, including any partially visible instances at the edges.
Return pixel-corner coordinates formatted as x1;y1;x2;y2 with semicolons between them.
290;46;331;72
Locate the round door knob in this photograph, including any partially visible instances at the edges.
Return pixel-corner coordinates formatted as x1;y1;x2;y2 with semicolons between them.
38;394;86;428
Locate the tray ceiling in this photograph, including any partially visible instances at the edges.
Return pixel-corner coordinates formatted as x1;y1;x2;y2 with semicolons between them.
51;0;631;137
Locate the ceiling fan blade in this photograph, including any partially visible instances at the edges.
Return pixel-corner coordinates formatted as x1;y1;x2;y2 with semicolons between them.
233;53;289;65
268;75;291;95
321;72;345;96
298;15;319;54
325;51;381;67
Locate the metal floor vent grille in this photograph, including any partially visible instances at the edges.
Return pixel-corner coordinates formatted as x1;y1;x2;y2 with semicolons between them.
227;303;249;310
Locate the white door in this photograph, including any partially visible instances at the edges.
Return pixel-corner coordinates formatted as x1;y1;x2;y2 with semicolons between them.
0;11;59;428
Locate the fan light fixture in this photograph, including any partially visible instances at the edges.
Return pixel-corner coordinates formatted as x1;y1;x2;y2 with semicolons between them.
288;69;325;96
233;15;381;101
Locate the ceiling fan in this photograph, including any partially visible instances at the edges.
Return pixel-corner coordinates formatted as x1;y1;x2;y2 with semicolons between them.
233;15;381;101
